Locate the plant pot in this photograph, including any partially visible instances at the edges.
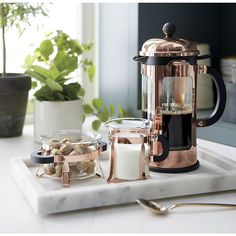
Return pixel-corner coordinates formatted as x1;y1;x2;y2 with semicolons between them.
0;73;31;137
34;99;83;142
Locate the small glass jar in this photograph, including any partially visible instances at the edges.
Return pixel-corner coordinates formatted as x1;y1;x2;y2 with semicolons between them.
105;118;151;182
31;130;106;187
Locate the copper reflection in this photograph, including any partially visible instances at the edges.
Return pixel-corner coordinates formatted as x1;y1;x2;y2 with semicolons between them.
149;146;197;169
147;61;198;170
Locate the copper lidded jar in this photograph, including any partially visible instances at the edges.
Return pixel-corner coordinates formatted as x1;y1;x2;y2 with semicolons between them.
31;130;107;187
134;23;226;173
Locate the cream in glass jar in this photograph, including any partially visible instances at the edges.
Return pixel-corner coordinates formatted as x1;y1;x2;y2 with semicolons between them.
105;118;151;182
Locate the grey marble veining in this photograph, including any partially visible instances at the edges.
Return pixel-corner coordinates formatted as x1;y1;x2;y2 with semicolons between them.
10;147;236;215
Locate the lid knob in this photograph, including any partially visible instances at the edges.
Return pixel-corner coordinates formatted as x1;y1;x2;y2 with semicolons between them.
162;22;176;38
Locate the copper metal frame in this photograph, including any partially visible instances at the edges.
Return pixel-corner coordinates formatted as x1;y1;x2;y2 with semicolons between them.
36;147;104;187
107;133;149;183
142;61;199;171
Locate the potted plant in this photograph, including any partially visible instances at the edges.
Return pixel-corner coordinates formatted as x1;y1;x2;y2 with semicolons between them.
25;30;128;142
0;3;48;137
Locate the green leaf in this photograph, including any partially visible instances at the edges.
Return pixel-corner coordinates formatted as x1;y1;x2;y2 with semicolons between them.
118;105;130;118
109;104;115;116
54;31;69;51
54;92;65;101
54;51;78;73
38;39;53;60
82;42;93;51
92;98;103;110
34;85;54;101
99;107;109;122
69;39;83;55
25;69;47;83
78;87;85;98
87;64;95;82
92;120;101;131
48;65;61;80
54;69;69;81
83;104;94;114
62;83;81;100
30;65;52;79
45;78;63;92
31;81;37;89
24;55;34;67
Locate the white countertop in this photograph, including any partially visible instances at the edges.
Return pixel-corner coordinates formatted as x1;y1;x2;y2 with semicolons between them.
1;124;236;233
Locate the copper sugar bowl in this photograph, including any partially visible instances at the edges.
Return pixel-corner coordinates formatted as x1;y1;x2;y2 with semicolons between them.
134;22;226;173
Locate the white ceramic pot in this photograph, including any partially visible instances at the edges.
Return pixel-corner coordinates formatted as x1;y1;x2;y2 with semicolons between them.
34;99;83;142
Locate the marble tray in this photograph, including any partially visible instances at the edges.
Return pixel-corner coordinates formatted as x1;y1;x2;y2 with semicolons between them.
10;147;236;215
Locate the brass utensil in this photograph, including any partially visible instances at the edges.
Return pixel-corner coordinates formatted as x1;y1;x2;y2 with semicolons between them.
136;199;236;215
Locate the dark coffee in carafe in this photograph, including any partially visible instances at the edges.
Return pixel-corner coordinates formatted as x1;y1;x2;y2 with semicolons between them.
161;102;192;150
162;110;192;150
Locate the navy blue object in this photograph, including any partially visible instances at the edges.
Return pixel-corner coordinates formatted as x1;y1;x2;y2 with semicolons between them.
31;151;54;164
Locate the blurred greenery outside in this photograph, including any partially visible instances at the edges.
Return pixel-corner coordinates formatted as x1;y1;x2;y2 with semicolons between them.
26;99;34;115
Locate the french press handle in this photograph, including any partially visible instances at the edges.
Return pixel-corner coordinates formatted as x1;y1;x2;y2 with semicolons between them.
151;134;169;162
197;65;226;127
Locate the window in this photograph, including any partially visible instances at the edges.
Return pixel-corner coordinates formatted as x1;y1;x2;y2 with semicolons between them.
0;2;98;123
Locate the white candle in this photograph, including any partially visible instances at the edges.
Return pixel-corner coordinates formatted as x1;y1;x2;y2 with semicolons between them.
114;142;149;180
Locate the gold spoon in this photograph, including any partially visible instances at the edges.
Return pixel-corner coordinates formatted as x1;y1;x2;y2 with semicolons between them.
136;199;236;215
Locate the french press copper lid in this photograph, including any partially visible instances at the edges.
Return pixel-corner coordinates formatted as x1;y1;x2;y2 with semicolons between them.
134;23;226;173
140;23;198;57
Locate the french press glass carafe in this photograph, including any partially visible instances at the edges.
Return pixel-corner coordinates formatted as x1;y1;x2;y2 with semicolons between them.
134;23;226;173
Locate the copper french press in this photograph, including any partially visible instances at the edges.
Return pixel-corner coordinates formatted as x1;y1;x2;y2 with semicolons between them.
134;22;226;173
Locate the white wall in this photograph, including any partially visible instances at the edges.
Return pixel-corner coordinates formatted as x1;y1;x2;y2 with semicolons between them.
98;3;140;116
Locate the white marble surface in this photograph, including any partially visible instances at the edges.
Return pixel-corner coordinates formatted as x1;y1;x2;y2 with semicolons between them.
10;147;236;215
1;124;236;233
